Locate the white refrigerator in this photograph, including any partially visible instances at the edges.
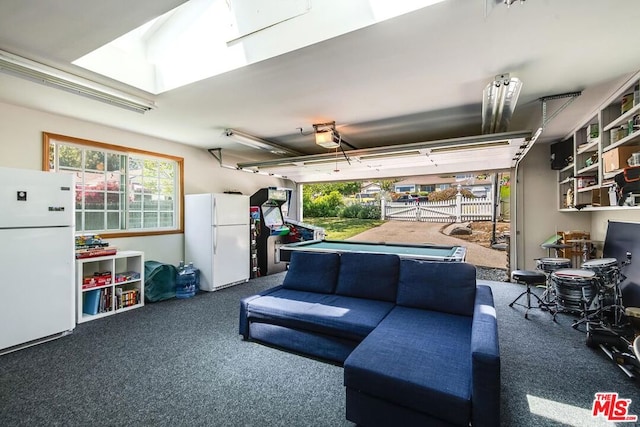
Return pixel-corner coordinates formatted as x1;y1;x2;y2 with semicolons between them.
185;193;250;291
0;167;75;354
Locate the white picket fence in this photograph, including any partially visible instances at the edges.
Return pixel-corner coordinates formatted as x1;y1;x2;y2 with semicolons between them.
382;194;495;223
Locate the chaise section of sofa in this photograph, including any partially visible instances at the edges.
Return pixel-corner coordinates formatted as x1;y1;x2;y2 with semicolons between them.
343;259;500;427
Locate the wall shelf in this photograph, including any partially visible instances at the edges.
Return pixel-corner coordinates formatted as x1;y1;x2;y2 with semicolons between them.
603;102;640;132
577;184;600;193
556;70;640;211
576;163;599;175
602;131;640;153
76;250;144;324
577;140;599;154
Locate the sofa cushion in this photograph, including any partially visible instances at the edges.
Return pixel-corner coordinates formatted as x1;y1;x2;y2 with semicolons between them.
246;288;395;341
282;251;340;293
344;306;472;426
335;252;400;302
396;260;476;316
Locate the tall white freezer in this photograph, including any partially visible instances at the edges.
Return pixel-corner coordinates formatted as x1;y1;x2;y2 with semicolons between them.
0;167;75;354
185;193;250;291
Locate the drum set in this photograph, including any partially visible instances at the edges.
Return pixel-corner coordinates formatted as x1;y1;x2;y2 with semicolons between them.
535;252;640;378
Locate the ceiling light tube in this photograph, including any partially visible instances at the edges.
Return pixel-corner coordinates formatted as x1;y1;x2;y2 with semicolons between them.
224;129;302;156
482;74;523;134
0;49;156;113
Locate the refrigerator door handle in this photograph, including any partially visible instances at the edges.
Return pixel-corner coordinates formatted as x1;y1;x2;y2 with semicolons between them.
213;198;218;226
213;226;217;255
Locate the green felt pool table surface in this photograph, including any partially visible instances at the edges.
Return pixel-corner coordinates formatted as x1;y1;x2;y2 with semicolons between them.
278;239;466;262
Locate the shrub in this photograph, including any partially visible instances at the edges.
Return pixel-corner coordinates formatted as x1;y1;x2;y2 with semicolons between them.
303;190;345;217
340;203;381;219
428;187;475;202
357;204;381;219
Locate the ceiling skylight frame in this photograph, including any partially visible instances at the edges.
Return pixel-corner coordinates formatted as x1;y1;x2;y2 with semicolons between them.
0;49;156;113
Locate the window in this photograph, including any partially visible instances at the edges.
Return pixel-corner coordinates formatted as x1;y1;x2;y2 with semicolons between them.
395;185;414;193
43;133;183;237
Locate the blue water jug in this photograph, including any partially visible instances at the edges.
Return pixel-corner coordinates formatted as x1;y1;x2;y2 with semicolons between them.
187;262;200;292
175;261;196;299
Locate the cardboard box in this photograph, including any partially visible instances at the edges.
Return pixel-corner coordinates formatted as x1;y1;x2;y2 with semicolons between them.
603;145;639;173
591;187;612;207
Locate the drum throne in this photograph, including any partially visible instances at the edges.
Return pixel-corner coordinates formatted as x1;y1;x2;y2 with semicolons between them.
509;270;552;319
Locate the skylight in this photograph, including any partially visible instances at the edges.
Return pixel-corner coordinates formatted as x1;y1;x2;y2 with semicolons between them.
73;0;446;94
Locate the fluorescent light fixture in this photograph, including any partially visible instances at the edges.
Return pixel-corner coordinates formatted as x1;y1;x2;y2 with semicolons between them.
482;73;523;134
224;129;302;156
0;49;156;113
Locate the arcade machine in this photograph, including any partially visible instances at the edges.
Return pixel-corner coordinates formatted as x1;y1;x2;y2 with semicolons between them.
250;188;290;276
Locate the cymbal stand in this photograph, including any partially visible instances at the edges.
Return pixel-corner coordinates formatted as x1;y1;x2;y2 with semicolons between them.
606;253;632;327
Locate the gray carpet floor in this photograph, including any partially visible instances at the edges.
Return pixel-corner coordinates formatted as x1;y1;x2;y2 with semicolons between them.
1;270;638;427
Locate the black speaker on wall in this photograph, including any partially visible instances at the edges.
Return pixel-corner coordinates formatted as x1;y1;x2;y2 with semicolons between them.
550;139;573;170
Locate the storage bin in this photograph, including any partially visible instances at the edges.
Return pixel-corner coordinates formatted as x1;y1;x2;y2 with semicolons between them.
603;146;638;173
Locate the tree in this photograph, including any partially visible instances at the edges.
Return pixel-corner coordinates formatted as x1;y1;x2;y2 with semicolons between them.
303;182;361;197
379;179;399;192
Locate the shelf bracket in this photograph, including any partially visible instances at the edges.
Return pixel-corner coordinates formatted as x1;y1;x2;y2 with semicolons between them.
208;148;223;166
540;91;582;129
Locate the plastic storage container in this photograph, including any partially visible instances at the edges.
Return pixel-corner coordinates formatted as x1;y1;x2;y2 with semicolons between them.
175;261;197;299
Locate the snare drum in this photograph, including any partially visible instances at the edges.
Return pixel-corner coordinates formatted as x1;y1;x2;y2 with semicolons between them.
581;258;619;289
551;269;598;313
536;257;572;274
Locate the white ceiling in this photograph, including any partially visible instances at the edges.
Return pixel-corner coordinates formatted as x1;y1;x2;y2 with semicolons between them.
1;0;640;182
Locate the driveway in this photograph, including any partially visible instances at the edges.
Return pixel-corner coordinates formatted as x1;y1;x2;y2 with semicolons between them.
347;221;508;269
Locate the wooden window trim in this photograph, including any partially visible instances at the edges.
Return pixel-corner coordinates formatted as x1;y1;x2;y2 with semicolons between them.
42;132;184;238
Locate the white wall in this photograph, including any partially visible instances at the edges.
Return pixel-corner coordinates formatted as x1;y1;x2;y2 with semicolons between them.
513;143;592;271
0;101;290;264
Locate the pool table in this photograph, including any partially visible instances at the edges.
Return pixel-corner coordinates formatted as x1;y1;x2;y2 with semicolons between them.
278;239;467;263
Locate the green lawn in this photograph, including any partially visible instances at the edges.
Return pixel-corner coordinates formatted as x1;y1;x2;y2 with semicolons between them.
301;217;386;240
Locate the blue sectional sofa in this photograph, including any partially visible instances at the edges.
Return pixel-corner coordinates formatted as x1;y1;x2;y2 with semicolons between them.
239;250;500;427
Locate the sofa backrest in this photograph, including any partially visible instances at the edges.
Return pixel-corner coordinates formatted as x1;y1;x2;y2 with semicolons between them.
282;251;340;293
396;260;477;316
335;252;400;302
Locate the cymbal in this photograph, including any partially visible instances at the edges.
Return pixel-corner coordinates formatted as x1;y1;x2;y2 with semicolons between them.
541;243;572;248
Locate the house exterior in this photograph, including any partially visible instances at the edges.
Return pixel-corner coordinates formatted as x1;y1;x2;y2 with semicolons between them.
393;174;493;197
360;182;381;194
